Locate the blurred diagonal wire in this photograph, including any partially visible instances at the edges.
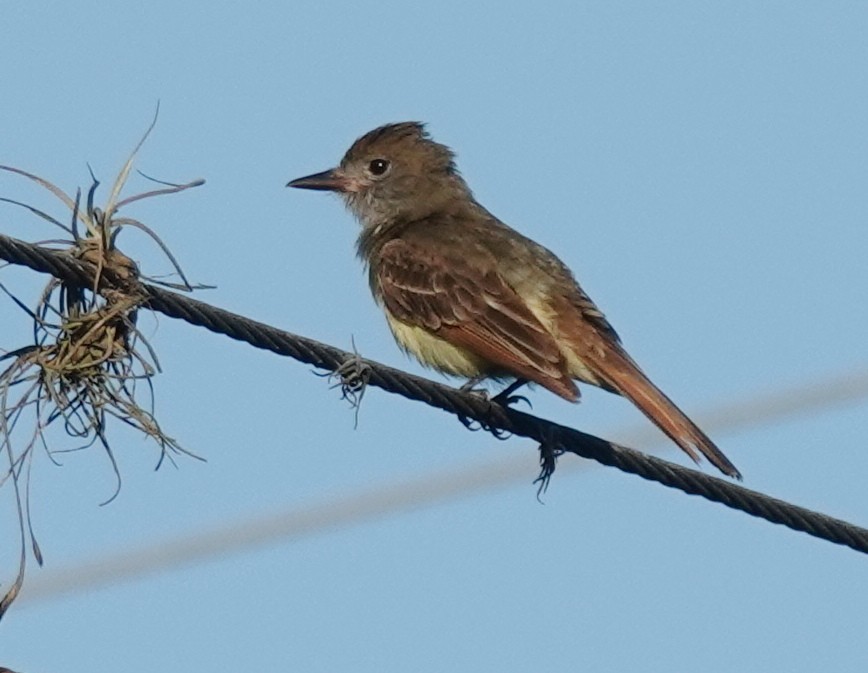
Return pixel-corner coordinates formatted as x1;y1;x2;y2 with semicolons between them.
19;365;868;607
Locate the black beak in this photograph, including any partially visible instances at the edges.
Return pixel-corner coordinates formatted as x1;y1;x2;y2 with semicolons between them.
286;168;350;192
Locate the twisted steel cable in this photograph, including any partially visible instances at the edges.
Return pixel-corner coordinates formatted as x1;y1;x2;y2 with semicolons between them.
1;232;866;553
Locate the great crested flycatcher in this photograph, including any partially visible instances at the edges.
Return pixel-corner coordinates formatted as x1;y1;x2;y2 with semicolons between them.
288;122;741;479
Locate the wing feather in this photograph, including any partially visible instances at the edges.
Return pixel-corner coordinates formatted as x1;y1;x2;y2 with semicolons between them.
376;239;578;400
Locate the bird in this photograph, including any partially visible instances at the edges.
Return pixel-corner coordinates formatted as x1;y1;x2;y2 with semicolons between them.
287;122;741;479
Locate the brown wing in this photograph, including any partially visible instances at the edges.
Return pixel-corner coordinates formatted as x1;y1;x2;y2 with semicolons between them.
568;285;620;344
376;238;579;400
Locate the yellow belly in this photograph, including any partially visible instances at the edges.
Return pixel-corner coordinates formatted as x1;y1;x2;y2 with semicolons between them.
384;312;489;377
383;292;602;388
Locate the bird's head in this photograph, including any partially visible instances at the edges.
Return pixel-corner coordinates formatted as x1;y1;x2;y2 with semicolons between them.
288;122;472;227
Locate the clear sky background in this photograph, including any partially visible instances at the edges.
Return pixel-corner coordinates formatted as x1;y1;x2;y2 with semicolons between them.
2;2;867;671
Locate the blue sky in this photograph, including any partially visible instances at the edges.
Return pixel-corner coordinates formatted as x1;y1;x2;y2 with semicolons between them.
2;2;867;671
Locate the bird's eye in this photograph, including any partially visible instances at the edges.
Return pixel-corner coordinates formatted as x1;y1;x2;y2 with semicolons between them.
368;158;390;176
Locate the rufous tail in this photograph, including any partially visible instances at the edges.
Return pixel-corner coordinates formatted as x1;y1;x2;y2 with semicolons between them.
592;346;741;480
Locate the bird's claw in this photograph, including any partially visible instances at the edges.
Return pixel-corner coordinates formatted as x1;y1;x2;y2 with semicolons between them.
457;413;511;439
455;378;520;439
490;391;532;409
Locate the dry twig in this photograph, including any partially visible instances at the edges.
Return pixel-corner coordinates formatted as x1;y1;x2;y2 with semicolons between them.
0;111;204;619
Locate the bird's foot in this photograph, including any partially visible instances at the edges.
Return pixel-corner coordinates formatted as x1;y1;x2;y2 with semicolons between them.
456;376;513;439
458;375;490;399
456;411;512;439
491;391;531;409
490;379;532;409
